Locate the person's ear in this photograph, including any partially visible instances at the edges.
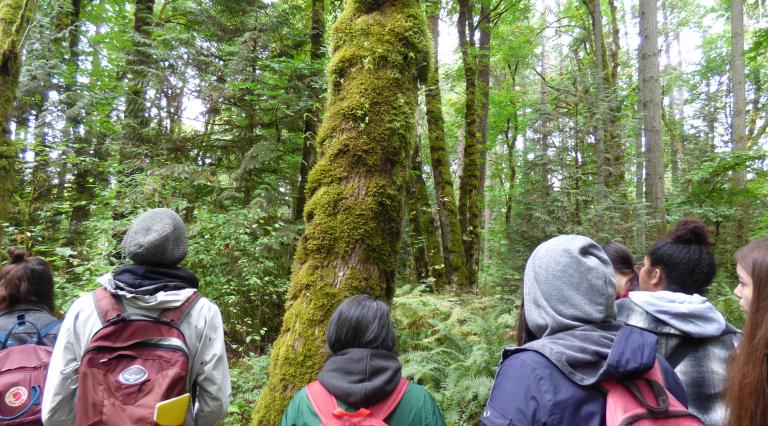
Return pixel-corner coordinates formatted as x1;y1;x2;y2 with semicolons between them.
649;267;664;290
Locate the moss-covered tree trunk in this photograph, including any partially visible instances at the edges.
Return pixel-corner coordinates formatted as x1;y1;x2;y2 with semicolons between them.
457;0;481;289
407;140;448;290
294;0;326;221
0;0;35;243
424;0;467;289
251;0;430;421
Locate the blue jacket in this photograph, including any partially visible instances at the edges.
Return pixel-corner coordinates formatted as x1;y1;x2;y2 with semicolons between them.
481;326;687;426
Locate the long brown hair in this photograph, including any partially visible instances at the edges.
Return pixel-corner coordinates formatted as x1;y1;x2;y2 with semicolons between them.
726;237;768;425
0;247;55;312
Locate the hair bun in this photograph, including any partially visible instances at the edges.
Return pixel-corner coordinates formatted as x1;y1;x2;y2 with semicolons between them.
6;247;25;263
667;219;712;246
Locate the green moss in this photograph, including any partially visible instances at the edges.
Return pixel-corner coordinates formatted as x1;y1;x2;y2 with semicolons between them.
0;0;35;240
251;0;430;423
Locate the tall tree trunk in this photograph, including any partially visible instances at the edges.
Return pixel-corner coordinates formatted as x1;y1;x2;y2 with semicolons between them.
0;0;36;242
294;0;325;221
250;0;430;421
730;0;747;244
639;0;664;237
661;0;681;181
505;62;519;246
408;140;448;290
424;3;468;289
477;0;491;274
457;0;481;289
64;0;92;237
121;0;154;167
584;0;607;204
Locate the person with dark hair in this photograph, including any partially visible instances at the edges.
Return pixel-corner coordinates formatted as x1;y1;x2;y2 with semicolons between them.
602;242;639;299
616;218;740;425
42;208;230;425
482;235;690;426
725;237;768;425
280;294;445;425
0;247;59;347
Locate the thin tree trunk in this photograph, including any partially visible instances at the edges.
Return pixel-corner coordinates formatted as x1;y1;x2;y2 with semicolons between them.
250;0;430;420
294;0;325;221
731;0;746;186
0;0;36;241
457;0;481;289
731;0;747;244
477;0;491;274
505;62;519;246
584;0;607;204
408;139;448;290
424;3;468;289
639;0;664;237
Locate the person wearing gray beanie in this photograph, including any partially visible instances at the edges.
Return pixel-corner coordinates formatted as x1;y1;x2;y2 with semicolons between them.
121;208;189;267
481;235;692;426
42;208;231;426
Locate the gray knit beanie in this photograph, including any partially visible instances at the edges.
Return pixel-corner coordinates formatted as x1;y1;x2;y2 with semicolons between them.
122;208;188;267
523;235;616;338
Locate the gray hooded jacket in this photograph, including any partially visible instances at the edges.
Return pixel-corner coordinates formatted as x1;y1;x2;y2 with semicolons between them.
616;291;740;426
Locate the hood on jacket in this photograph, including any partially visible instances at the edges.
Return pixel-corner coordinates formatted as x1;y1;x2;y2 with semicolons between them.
628;291;726;338
524;235;616;338
99;271;198;310
317;348;401;408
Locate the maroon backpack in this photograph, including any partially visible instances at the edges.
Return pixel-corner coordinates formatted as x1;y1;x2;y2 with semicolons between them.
305;378;409;425
0;314;60;425
74;287;201;426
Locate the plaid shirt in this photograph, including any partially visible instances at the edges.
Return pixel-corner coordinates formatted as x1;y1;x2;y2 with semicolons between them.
616;298;740;426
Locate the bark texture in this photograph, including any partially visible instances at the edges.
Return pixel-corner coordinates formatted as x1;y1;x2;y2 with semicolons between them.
639;0;665;236
457;0;481;289
407;140;448;290
730;0;746;188
0;0;35;241
250;0;430;421
424;4;468;289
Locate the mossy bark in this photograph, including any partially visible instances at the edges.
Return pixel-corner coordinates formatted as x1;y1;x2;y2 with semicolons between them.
424;4;468;289
251;0;430;422
0;0;35;242
456;0;481;289
407;140;448;290
294;0;326;221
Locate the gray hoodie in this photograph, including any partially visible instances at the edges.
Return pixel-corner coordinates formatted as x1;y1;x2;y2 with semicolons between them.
41;273;231;426
617;291;740;426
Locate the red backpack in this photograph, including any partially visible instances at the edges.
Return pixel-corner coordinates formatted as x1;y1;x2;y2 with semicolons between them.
602;360;704;425
305;378;409;426
74;287;200;426
0;315;60;425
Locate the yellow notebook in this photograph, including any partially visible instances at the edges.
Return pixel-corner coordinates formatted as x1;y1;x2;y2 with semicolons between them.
154;393;191;426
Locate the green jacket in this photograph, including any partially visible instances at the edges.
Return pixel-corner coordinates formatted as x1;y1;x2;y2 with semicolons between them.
279;382;446;426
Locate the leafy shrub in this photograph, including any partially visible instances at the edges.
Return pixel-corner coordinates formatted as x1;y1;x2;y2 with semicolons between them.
225;353;271;425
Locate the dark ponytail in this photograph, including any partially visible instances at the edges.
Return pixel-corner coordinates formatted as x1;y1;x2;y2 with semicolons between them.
647;218;716;295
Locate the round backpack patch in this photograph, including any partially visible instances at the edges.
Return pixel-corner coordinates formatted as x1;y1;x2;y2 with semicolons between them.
118;365;149;385
5;386;27;407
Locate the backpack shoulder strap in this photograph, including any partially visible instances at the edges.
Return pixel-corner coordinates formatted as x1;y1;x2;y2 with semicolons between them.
305;380;339;423
37;319;61;339
159;292;202;326
93;287;124;325
370;378;409;420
